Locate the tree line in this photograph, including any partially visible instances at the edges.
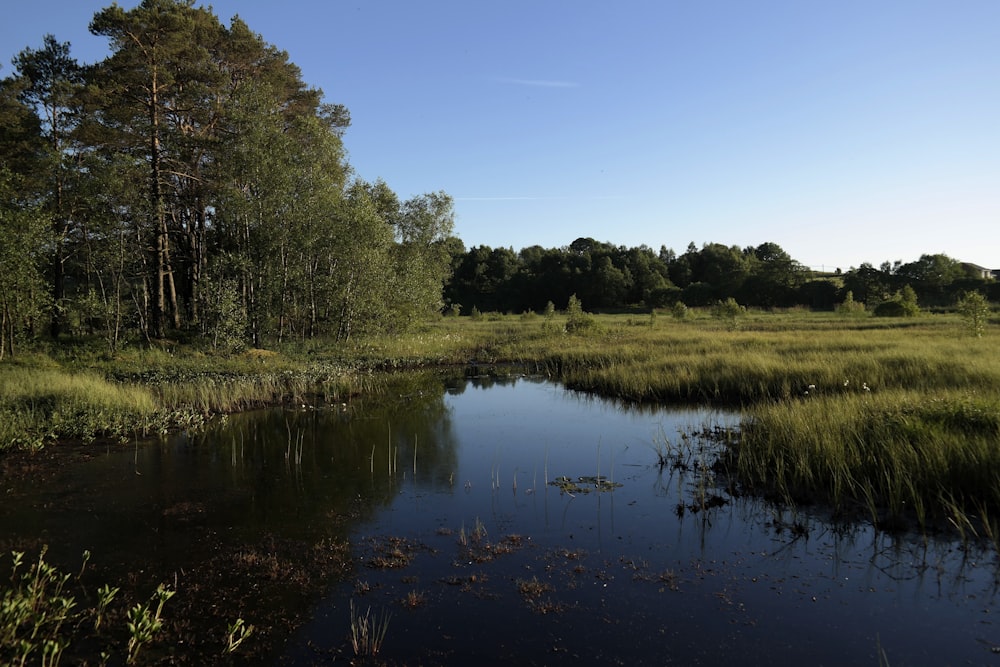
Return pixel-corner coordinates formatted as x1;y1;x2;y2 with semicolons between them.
0;0;454;356
444;238;997;314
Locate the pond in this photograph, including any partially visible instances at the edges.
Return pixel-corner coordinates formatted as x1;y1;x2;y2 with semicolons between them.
1;372;997;665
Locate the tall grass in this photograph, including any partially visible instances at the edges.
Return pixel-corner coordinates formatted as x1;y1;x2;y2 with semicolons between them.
0;367;159;449
732;389;1000;531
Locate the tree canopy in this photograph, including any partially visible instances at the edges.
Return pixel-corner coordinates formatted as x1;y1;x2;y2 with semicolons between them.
444;240;995;314
0;0;454;352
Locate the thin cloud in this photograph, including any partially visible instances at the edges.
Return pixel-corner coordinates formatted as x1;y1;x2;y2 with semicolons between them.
456;195;627;202
496;77;580;88
456;196;556;201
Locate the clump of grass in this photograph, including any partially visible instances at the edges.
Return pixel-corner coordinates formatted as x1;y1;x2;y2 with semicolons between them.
400;590;426;609
349;599;391;657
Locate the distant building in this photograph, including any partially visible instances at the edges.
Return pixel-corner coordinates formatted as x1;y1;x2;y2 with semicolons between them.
962;263;996;280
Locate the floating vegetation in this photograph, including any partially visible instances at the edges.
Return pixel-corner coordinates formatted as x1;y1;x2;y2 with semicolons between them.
515;576;553;599
456;526;528;564
400;590;427;609
549;475;622;495
366;536;430;570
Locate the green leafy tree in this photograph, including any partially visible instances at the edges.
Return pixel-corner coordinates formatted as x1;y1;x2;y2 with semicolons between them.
11;35;85;337
89;0;226;336
389;191;455;329
328;182;394;341
0;170;49;358
741;242;808;308
956;291;990;337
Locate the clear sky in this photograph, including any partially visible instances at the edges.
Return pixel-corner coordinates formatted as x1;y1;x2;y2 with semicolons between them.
3;1;998;271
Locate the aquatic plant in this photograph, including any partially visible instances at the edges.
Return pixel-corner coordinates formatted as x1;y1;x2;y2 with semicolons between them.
515;576;553;599
349;599;391;657
126;584;175;664
223;618;255;655
0;548;173;667
401;590;426;609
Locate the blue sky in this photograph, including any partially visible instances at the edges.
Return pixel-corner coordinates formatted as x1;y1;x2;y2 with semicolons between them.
3;1;998;271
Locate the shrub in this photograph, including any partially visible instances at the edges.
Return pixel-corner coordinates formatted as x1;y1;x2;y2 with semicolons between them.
836;290;867;316
711;298;745;330
670;302;689;320
956;291;990;337
873;300;908;317
564;294;595;333
874;286;920;318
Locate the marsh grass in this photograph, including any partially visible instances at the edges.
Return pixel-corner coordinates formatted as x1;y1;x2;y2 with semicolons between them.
733;389;1000;531
0;367;160;449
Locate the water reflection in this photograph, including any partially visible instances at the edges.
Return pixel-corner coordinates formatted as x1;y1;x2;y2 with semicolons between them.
0;371;997;665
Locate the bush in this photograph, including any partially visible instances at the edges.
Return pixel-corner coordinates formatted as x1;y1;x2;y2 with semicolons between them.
956;290;990;337
711;298;745;330
564;294;595;333
873;301;908;317
835;291;866;316
874;286;920;318
670;301;689;320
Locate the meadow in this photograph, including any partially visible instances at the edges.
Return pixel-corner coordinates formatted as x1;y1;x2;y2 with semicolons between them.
2;307;998;538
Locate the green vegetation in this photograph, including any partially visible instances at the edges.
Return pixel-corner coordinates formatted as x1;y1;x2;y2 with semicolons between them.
445;237;998;315
0;548;175;666
358;307;995;535
1;2;454;356
957;290;990;337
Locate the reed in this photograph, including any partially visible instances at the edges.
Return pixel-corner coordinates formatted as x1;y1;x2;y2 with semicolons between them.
348;599;390;657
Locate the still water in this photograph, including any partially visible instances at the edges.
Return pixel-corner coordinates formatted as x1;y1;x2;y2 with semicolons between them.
2;372;997;665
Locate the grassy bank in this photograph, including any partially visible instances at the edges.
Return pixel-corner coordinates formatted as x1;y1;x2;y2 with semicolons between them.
2;308;998;534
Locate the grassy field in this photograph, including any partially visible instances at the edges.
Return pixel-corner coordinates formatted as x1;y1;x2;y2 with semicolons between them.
2;307;999;536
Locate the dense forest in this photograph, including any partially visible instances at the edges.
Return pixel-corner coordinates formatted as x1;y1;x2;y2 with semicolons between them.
0;0;454;356
444;238;997;315
1;1;996;359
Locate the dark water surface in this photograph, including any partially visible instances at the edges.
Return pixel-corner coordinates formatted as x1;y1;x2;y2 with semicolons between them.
2;373;997;665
